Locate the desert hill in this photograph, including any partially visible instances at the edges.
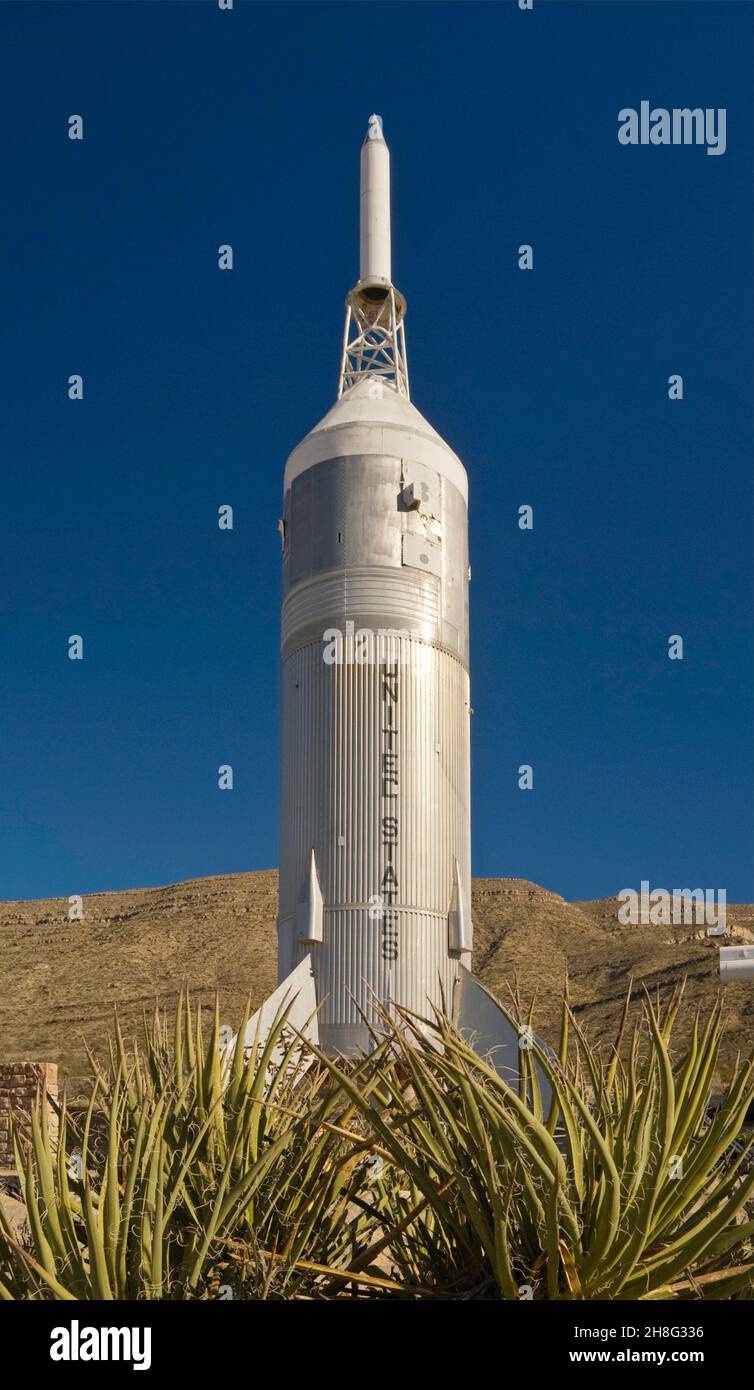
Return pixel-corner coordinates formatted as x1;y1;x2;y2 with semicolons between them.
1;873;753;1082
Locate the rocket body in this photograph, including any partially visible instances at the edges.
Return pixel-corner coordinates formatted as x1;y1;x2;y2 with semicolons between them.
277;119;472;1056
278;386;472;1055
234;117;548;1092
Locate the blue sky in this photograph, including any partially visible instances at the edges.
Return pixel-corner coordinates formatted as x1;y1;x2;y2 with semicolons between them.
1;0;751;902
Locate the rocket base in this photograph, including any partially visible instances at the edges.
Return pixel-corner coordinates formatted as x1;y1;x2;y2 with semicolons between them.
231;956;551;1104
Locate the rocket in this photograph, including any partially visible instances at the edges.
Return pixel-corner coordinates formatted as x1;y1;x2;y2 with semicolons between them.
236;117;541;1085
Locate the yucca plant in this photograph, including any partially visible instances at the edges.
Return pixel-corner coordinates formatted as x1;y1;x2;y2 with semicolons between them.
4;983;754;1299
310;986;754;1299
0;993;377;1300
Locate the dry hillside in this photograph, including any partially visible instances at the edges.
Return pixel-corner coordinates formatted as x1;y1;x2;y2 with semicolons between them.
1;873;753;1083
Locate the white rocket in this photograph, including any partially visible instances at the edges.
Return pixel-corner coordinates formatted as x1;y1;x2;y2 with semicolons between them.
237;118;537;1083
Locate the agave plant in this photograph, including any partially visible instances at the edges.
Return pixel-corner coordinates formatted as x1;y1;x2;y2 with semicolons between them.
310;985;754;1299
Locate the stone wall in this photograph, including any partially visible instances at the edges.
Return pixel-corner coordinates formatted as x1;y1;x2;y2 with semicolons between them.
0;1062;58;1169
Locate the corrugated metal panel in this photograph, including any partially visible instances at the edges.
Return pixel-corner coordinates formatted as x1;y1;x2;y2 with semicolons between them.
279;442;471;1055
279;637;471;1045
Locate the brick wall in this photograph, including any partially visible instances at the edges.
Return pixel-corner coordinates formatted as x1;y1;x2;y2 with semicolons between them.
0;1063;58;1169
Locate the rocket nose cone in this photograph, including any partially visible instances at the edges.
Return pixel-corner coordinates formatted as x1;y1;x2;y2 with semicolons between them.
364;113;386;144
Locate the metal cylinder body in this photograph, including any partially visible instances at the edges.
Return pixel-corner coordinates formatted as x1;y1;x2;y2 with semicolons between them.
278;385;471;1056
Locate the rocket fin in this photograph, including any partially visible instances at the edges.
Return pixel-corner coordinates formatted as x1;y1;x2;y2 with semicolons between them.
295;849;324;943
453;965;553;1111
448;858;473;959
225;955;319;1080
